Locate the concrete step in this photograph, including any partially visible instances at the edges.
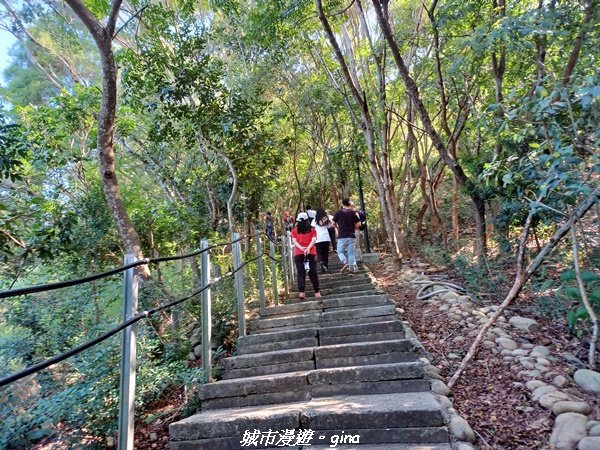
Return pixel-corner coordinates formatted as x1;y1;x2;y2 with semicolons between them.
258;294;391;320
250;314;400;334
319;320;406;345
237;320;405;356
170;393;446;449
237;328;318;355
314;339;418;369
204;358;425;408
285;288;385;304
198;372;311;410
248;305;398;333
291;281;375;295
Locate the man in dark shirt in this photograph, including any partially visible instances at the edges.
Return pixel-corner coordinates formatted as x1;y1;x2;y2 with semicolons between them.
333;198;360;275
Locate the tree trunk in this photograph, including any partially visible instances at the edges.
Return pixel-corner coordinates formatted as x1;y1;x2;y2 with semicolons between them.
65;0;150;277
452;177;460;240
372;0;486;264
315;0;402;261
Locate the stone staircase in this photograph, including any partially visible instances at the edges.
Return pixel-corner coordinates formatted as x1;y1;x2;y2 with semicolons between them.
169;260;451;450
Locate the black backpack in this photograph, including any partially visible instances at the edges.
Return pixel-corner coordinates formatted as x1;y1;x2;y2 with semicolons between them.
357;211;366;231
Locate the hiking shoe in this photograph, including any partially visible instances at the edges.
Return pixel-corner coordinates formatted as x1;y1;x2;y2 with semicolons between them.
315;292;322;298
340;263;348;273
348;270;356;276
299;292;305;299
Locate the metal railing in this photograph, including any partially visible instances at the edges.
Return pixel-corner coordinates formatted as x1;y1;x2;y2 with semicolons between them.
0;230;297;450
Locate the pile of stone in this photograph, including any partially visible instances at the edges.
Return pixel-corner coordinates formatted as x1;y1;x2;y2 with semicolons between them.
398;262;600;450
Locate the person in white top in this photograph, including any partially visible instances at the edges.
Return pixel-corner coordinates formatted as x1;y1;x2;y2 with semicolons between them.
306;205;317;220
312;208;332;273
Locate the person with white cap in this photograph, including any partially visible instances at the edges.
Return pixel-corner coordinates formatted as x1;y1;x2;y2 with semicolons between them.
332;198;361;275
290;212;321;299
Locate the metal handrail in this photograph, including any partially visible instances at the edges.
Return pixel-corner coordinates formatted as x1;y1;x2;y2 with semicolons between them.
0;232;266;299
0;230;291;450
0;251;270;387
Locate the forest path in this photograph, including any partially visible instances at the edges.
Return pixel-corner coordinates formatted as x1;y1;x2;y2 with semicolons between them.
168;258;455;449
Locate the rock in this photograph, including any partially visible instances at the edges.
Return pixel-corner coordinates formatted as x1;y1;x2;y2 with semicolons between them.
549;413;588;450
439;304;450;312
483;341;495;349
574;369;600;394
452;336;466;343
497;337;518;350
532;345;550;357
501;349;513;357
520;360;535;370
587;420;600;431
448;353;460;359
532;385;557;401
535;364;550;372
526;380;547;391
512;382;524;388
553;375;568;387
545;371;561;380
449;415;476;443
512;349;529;356
565;353;587;369
187;352;197;361
539;391;572;409
498;316;507;323
519;369;542;378
578;437;600;450
149;432;158;441
106;437;115;448
509;316;540;332
427;333;437;340
537;357;551;366
552;401;592;416
193;344;203;358
492;327;508;337
456;443;475;450
431;380;451;396
589;424;600;436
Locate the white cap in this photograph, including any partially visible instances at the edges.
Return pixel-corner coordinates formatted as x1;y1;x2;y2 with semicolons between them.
296;212;309;221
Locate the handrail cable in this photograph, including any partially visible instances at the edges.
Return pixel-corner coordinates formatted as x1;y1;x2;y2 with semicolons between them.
0;252;267;387
0;232;269;299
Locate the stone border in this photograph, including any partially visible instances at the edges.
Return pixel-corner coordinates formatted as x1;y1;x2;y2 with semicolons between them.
381;259;600;450
364;262;477;450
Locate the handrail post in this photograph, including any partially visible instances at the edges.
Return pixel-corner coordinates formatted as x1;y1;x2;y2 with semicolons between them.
256;230;266;312
270;239;278;306
232;232;246;337
280;235;289;299
118;254;139;450
200;239;212;383
287;231;295;290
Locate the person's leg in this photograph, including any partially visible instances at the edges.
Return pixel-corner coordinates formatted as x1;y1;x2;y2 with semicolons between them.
322;241;330;269
307;254;320;295
294;254;306;297
347;238;356;274
328;228;336;252
337;238;348;264
354;230;363;263
315;242;327;272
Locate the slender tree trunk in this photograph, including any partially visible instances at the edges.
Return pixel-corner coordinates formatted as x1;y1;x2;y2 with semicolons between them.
65;0;150;277
372;0;487;264
562;0;597;85
452;177;460;240
315;0;402;260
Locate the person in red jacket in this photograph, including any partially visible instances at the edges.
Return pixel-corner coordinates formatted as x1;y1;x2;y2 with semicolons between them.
290;212;321;299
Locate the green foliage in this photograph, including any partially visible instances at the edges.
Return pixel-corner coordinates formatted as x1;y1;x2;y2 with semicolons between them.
558;269;600;335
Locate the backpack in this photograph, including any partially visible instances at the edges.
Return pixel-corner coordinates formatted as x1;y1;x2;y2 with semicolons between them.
357;211;366;231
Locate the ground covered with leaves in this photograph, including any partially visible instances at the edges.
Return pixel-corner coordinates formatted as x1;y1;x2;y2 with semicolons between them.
370;258;600;449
